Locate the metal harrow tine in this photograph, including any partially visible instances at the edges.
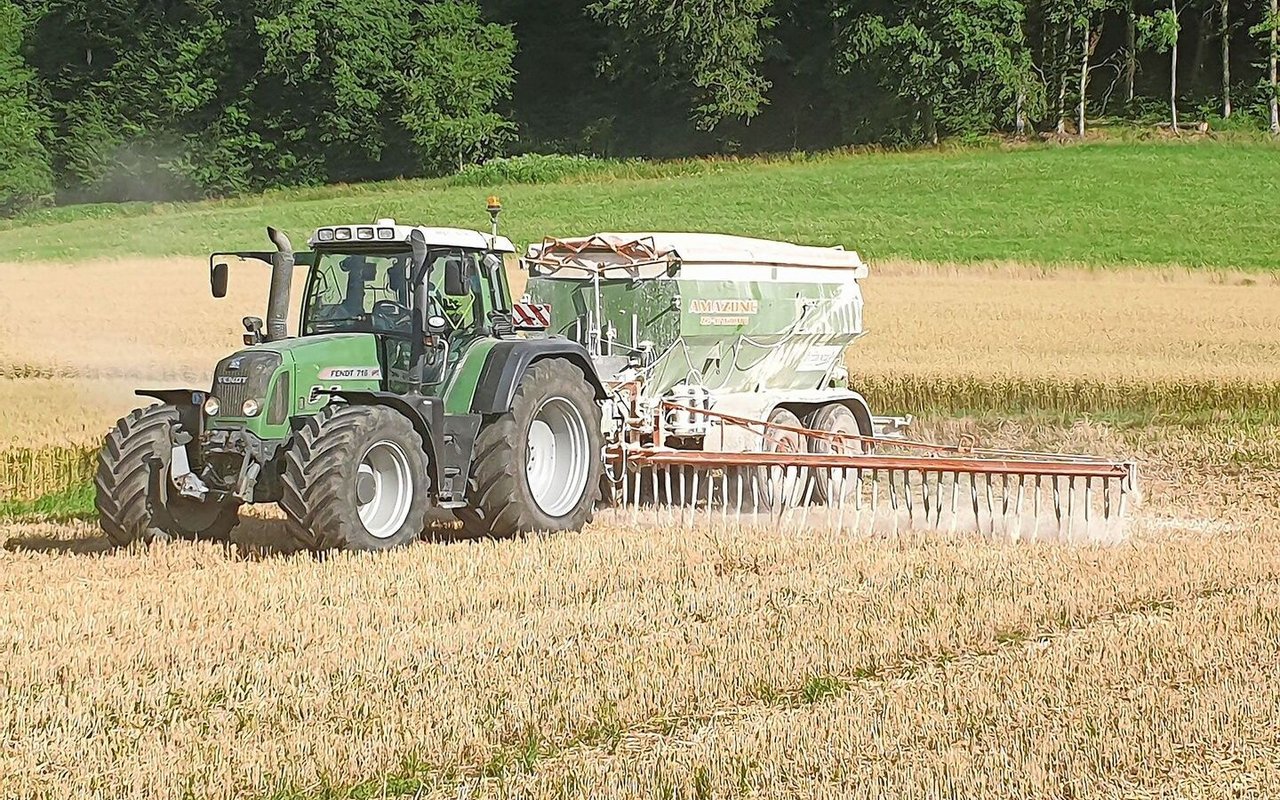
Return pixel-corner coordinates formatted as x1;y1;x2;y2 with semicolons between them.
969;472;980;531
734;466;744;522
949;472;960;534
1052;476;1063;529
921;471;931;526
871;469;879;523
1013;474;1026;542
1083;476;1092;531
984;474;995;537
691;465;701;527
1001;474;1009;524
1066;476;1076;540
836;468;849;533
853;468;863;533
902;470;914;524
933;471;944;529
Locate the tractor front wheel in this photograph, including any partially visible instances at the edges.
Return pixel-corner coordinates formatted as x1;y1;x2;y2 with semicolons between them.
457;358;603;538
280;404;430;551
94;405;239;547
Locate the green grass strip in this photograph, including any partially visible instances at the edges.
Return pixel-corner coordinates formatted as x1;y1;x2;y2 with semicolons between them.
2;141;1279;269
0;481;96;523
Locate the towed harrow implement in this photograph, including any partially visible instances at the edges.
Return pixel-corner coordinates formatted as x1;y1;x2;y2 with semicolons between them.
612;403;1139;541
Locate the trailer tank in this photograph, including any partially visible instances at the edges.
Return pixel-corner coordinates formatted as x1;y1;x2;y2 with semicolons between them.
521;233;892;446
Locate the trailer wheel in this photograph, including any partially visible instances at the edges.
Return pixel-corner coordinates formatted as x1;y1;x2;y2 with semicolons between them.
94;405;239;547
755;407;809;510
457;358;603;538
280;404;430;551
805;403;867;506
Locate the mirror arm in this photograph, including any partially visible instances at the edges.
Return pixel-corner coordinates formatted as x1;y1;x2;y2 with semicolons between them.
407;230;430;395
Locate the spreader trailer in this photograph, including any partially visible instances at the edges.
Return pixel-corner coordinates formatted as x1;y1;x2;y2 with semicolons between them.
93;206;1137;551
521;233;1138;539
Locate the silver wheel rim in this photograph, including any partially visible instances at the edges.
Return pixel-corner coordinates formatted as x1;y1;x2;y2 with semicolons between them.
356;440;414;539
526;397;591;517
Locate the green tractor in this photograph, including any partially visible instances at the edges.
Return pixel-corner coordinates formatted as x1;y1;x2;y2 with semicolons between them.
94;204;606;550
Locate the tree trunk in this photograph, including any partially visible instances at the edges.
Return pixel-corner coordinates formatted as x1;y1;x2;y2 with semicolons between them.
1170;0;1180;132
1125;4;1137;104
923;104;939;146
1057;24;1070;134
1078;20;1091;138
1016;88;1027;136
1221;0;1231;117
1272;0;1279;134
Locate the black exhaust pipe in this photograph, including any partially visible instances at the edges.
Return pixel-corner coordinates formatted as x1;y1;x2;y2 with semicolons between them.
266;227;294;342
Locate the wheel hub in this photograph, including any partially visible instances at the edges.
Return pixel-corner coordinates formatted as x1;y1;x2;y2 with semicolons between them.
525;397;591;518
356;440;414;539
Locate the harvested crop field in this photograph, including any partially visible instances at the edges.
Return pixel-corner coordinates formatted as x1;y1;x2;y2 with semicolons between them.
3;419;1279;798
2;254;1280;798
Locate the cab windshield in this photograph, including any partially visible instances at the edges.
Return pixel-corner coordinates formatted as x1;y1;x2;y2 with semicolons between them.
301;250;414;336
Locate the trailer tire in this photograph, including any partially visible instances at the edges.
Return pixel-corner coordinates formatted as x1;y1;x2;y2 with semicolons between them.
457;358;603;538
805;403;866;506
755;407;809;511
95;405;239;547
281;404;430;551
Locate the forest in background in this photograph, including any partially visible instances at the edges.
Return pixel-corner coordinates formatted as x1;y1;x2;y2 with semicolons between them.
1;0;1277;214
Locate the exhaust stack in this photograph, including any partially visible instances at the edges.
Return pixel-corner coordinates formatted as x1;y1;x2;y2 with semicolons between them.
266;227;294;342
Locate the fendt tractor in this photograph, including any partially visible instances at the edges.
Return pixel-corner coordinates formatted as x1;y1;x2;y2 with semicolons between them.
95;202;1138;550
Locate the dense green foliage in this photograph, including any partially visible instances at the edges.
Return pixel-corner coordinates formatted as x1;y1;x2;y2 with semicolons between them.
0;0;53;215
0;0;1276;213
15;0;514;207
2;142;1278;270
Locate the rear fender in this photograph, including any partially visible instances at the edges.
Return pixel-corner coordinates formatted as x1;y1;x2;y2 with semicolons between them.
470;339;606;415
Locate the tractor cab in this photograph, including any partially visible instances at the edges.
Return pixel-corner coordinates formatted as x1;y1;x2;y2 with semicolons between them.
296;221;518;391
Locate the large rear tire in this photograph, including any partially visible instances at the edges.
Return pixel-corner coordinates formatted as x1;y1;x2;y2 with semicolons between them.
280;404;430;551
94;405;239;547
457;358;603;538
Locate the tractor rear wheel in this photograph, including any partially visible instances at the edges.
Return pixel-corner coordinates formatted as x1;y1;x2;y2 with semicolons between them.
94;405;239;547
805;403;867;506
457;358;603;538
280;404;430;551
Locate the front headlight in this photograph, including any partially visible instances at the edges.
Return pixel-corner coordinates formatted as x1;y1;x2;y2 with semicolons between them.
241;398;261;417
204;396;221;416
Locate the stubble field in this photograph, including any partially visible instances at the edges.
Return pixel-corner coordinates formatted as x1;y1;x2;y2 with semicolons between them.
2;254;1279;798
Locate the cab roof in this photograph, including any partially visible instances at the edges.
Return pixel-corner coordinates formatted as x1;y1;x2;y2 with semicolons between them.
309;219;515;253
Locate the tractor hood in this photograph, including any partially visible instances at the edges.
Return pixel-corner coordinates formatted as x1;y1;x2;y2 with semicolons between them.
207;333;383;439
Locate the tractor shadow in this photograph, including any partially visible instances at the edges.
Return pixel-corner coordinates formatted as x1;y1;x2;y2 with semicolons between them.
3;530;114;555
4;516;487;559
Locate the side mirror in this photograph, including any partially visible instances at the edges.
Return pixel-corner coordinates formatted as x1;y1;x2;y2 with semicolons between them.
444;259;468;296
242;316;264;345
211;262;229;298
426;315;449;334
